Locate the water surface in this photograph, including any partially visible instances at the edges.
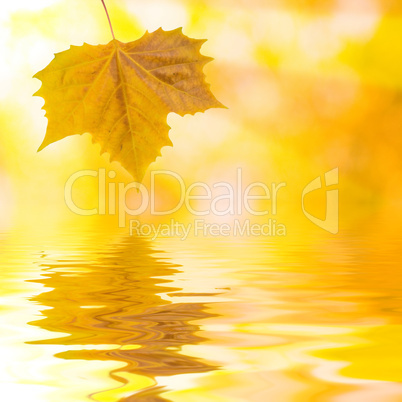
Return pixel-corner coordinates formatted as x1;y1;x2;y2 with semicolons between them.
1;224;402;401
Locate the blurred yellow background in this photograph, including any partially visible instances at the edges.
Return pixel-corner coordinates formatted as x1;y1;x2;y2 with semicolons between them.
1;0;401;229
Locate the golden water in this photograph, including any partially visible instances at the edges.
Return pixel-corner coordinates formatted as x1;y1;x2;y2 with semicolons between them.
1;221;402;401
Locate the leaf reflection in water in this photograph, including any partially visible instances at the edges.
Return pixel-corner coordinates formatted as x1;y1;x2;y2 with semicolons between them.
27;235;218;400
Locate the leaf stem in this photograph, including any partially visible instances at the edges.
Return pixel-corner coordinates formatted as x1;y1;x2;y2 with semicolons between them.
101;0;115;40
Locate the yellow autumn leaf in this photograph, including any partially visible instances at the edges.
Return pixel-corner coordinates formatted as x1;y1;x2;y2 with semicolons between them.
34;27;224;181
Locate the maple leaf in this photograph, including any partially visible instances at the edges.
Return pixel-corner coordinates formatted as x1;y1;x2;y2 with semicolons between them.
34;27;224;181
